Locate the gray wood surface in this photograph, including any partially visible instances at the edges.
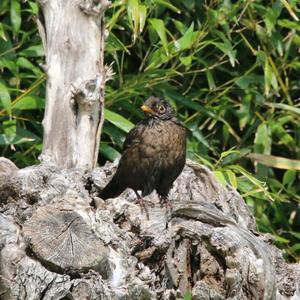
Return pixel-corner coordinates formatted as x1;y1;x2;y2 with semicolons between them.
38;0;109;169
1;159;299;299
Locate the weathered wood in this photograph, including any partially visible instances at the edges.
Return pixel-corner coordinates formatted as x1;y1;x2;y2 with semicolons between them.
38;0;110;169
23;203;108;274
1;161;299;299
0;157;18;176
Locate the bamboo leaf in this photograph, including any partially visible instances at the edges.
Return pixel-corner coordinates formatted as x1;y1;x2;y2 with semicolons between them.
247;153;300;170
10;0;21;33
213;170;227;187
174;23;194;51
226;169;238;189
265;102;300;116
149;18;169;56
254;123;271;154
100;143;121;161
139;5;147;33
13;95;45;110
282;170;296;187
19;45;44;57
0;81;12;115
106;32;130;53
127;0;140;41
278;19;300;31
0;23;7;41
104;109;134;133
16;57;42;75
153;0;181;14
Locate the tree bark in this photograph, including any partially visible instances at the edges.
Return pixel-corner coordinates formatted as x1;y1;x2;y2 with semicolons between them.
38;0;110;169
0;159;299;299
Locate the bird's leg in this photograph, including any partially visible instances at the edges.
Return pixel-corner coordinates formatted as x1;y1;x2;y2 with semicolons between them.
159;195;173;209
134;190;150;220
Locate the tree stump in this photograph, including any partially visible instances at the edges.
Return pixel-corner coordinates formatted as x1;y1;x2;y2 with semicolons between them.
0;159;299;299
23;203;108;274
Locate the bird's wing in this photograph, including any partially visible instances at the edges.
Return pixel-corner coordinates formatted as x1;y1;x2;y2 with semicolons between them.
122;121;144;151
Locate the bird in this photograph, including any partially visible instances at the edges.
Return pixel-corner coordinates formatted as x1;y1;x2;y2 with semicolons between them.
100;96;186;217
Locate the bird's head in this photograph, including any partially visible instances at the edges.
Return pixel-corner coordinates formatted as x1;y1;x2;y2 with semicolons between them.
141;97;175;120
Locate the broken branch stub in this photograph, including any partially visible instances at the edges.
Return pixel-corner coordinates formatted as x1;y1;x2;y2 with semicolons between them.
38;0;110;169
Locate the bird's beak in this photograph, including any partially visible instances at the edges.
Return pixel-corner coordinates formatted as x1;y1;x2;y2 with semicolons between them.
141;105;155;114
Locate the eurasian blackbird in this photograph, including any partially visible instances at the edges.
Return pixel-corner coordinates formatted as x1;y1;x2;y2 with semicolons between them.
100;97;186;215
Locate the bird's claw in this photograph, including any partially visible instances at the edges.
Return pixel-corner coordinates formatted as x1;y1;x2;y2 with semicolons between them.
159;196;173;210
135;197;150;220
133;194;154;220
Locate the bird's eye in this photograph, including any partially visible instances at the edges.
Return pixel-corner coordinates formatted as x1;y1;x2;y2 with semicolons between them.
158;105;166;114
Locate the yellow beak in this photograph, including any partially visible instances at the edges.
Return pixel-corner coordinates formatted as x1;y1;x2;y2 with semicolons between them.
141;105;155;114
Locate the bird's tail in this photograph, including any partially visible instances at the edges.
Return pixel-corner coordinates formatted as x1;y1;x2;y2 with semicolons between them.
100;175;124;200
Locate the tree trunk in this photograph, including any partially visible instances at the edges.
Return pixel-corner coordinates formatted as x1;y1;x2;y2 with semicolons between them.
0;159;300;299
38;0;110;169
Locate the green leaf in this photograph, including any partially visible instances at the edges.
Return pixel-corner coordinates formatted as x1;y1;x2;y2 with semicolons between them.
275;235;290;244
282;170;296;187
0;23;7;41
172;19;187;35
212;31;236;66
16;57;42;75
10;0;21;33
289;232;300;240
226;169;237;189
149;18;169;56
213;170;227;187
179;55;192;67
0;134;37;145
264;59;278;96
0;81;12;115
247;153;300;170
3;120;16;136
127;0;139;34
139;5;147;33
153;0;181;13
100;143;121;161
146;47;169;70
102;122;126;147
270;121;294;148
104;109;134;133
19;45;44;57
106;32;130;53
254;123;271;177
28;1;39;15
264;8;278;34
174;23;194;51
206;69;216;90
0;134;13;145
278;19;300;31
228;165;270;197
290;243;300;253
265;102;300;116
0;121;38;145
13;95;45;110
0;58;18;74
220;148;240;160
254;123;271;154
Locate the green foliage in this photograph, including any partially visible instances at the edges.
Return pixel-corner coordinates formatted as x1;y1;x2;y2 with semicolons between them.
0;0;299;260
0;0;45;166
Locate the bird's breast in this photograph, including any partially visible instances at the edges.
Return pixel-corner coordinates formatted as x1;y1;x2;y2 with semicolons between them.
140;119;186;163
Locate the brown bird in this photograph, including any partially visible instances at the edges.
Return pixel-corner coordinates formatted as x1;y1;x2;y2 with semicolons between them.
100;97;186;216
